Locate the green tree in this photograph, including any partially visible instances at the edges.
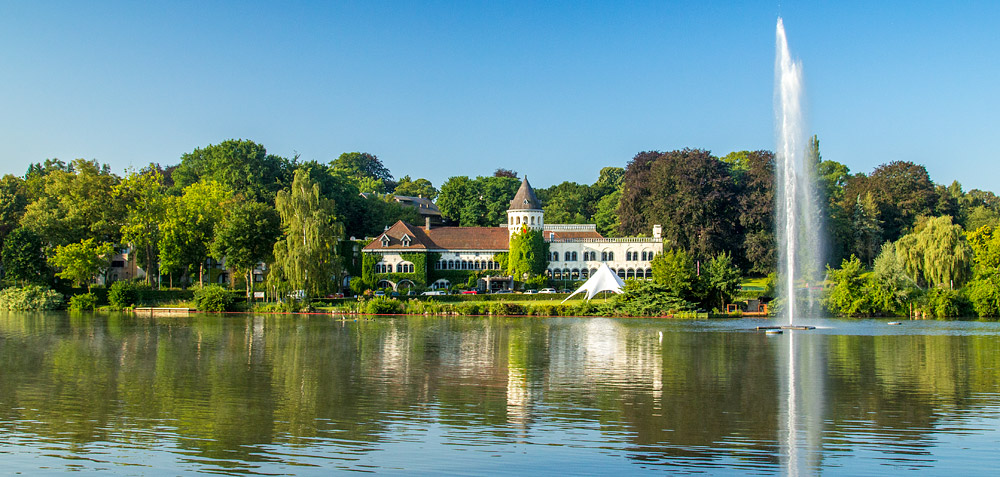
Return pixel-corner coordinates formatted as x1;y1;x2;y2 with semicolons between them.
49;239;114;292
172;139;293;202
1;227;48;286
651;249;698;302
895;215;972;289
537;181;590;224
115;167;166;286
331;152;393;190
0;174;28;250
592;189;622;237
824;255;875;317
211;201;281;298
392;175;438;200
437;175;519;227
619;149;739;260
507;226;548;281
701;252;742;311
19;158;122;247
870;241;918;316
852;192;883;267
159;180;233;287
966;225;1000;317
270;169;344;298
843;161;936;243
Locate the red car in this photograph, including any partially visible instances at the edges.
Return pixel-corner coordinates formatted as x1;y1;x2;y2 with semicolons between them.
461;290;478;295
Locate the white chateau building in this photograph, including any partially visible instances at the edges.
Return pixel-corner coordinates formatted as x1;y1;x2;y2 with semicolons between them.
363;177;663;291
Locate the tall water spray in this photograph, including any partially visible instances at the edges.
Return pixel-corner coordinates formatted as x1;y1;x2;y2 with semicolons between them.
775;18;824;325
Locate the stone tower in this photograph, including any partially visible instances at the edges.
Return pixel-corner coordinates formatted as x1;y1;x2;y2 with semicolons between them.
506;176;543;237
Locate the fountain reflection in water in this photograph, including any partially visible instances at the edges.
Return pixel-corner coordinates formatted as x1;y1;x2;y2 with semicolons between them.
778;331;826;476
775;17;824;326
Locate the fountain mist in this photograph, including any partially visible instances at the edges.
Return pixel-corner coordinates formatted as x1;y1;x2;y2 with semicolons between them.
775;18;824;325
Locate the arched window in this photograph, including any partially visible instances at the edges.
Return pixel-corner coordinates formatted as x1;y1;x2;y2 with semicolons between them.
531;216;535;225
571;269;580;279
608;252;614;261
601;251;607;261
617;269;626;279
516;216;521;225
645;268;652;279
571;251;578;261
564;251;571;261
447;260;454;270
552;251;559;261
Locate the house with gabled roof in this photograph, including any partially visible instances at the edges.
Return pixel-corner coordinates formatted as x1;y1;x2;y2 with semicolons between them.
363;177;663;291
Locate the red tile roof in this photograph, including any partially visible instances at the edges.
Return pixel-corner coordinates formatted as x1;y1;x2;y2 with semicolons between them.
363;221;510;251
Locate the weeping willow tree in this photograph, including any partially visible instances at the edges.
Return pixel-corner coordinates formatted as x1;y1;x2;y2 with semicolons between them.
270;169;343;299
894;215;972;289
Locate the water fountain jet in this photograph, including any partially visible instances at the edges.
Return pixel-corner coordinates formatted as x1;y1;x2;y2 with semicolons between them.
775;18;824;327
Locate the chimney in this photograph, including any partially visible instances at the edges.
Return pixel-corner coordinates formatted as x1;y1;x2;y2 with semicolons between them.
425;216;432;231
653;224;662;240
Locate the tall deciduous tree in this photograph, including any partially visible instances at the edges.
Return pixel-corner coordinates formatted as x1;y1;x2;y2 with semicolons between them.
393;175;438;200
894;215;972;289
211;201;281;298
172;139;293;202
159;180;233;287
331;152;393;190
49;238;114;292
701;252;742;311
0;175;27;250
19;158;122;248
1;227;48;286
115;167;166;286
619;149;738;260
437;175;519;227
270;169;344;298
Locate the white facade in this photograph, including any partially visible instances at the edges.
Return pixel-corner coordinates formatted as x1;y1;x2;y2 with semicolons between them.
544;225;663;281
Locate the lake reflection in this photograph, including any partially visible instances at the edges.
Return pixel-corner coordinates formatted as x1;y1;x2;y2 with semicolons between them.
1;313;999;474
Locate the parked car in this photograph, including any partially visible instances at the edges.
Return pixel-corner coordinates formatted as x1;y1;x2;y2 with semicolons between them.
539;288;556;294
421;290;447;296
373;290;385;297
325;293;344;299
493;289;512;294
523;289;538;294
390;291;400;298
461;290;478;295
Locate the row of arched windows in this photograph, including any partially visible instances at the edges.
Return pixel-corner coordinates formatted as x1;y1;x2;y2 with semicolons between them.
547;268;653;280
550;250;659;262
509;215;542;226
376;262;415;274
435;260;501;271
625;251;655;261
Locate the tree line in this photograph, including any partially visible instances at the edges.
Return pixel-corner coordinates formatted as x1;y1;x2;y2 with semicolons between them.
3;136;999;315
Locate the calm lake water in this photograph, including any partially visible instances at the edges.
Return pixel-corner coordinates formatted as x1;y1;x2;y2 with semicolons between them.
1;312;1000;475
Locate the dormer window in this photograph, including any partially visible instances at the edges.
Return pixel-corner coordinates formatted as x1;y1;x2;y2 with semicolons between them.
380;235;390;247
401;233;412;247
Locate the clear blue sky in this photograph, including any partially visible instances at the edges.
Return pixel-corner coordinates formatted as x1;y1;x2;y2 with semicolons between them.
2;1;997;192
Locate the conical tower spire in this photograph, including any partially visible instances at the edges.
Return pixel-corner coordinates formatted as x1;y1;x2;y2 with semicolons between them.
508;176;542;211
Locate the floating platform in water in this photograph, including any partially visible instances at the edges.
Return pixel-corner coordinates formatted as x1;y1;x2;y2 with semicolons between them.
765;329;783;335
756;325;816;331
134;307;194;316
887;321;902;325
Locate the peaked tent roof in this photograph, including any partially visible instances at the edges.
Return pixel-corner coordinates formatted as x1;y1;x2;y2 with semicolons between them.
561;263;626;303
508;177;542;211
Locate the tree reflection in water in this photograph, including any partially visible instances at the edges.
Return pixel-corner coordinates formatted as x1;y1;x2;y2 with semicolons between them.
0;312;999;473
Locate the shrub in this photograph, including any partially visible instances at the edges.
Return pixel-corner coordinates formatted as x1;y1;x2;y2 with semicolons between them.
366;297;403;314
194;285;237;312
68;292;98;311
0;285;65;310
108;281;152;309
489;302;525;315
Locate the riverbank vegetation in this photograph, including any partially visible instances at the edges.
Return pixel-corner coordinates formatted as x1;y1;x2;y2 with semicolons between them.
1;136;999;317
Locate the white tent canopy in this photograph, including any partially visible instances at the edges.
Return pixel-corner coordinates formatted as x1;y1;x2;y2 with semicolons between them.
561;263;626;303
